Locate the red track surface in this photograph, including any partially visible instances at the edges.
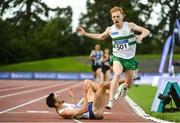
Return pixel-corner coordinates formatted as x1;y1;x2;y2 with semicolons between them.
0;80;153;122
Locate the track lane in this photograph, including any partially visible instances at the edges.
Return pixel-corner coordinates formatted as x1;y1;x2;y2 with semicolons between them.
0;80;152;122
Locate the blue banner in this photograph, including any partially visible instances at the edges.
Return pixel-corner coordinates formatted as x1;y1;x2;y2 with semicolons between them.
34;72;57;79
57;73;79;80
0;72;94;80
11;72;33;79
79;73;94;80
176;19;180;43
0;72;10;79
159;35;172;74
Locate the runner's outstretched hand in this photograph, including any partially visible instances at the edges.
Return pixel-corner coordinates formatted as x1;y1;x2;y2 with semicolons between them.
76;26;86;36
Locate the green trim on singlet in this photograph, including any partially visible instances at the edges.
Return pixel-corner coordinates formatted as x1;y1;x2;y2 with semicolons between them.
128;41;136;45
112;34;135;40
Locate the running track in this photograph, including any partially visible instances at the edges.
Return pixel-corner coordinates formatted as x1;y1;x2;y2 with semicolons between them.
0;80;153;122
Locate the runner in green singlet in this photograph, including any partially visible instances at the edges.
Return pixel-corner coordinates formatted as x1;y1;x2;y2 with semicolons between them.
76;6;150;109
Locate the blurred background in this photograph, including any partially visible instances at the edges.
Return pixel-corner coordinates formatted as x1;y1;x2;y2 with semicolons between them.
0;0;180;74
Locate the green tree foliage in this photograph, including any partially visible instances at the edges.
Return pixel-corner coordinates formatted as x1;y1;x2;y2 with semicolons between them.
80;0;140;32
0;0;65;38
134;0;179;36
0;19;14;64
79;0;151;54
79;0;180;54
0;0;76;65
34;10;73;58
132;0;180;53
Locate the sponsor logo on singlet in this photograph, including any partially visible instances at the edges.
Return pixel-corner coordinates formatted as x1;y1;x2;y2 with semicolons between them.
111;32;119;35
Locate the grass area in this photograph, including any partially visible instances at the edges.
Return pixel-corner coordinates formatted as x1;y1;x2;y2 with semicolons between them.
0;54;180;72
0;56;91;72
136;54;180;60
128;85;180;122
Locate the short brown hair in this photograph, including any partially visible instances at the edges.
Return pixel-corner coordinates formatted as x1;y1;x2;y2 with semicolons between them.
110;6;125;16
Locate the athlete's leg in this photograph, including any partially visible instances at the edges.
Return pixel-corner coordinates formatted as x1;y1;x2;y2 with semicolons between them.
68;86;74;103
68;79;99;105
92;82;109;118
104;69;111;81
83;79;110;99
92;66;96;80
80;80;110;119
83;79;100;92
113;79;126;100
93;71;96;80
118;70;134;97
114;70;134;99
106;61;123;109
96;68;103;83
118;79;125;85
124;70;134;88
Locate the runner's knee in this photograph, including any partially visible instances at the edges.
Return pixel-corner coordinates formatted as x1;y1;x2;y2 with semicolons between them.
84;79;91;89
99;82;109;90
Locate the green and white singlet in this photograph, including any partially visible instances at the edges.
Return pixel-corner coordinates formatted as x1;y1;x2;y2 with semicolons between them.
110;22;137;59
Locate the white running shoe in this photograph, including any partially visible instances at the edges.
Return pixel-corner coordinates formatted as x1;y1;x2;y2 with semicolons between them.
105;100;114;110
114;84;123;100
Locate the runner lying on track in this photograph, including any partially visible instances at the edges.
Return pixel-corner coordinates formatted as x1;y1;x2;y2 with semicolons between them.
46;79;110;119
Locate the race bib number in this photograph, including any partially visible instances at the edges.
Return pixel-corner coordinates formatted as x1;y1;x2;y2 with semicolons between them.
114;40;129;51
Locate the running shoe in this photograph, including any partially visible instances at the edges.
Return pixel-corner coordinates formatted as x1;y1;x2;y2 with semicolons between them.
113;84;123;100
121;87;128;97
105;100;114;110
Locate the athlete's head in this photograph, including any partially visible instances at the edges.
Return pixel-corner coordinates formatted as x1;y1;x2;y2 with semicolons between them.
95;44;100;51
110;6;125;25
46;93;64;108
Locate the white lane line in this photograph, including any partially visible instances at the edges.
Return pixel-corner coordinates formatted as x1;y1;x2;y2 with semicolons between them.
124;96;174;123
73;119;83;123
5;111;56;114
0;82;82;115
103;111;113;114
0;82;52;92
0;83;68;99
27;110;49;113
103;111;139;116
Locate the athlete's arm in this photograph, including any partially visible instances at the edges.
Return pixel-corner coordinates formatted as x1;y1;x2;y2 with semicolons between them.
76;26;111;40
128;22;150;43
72;87;89;117
60;95;88;119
